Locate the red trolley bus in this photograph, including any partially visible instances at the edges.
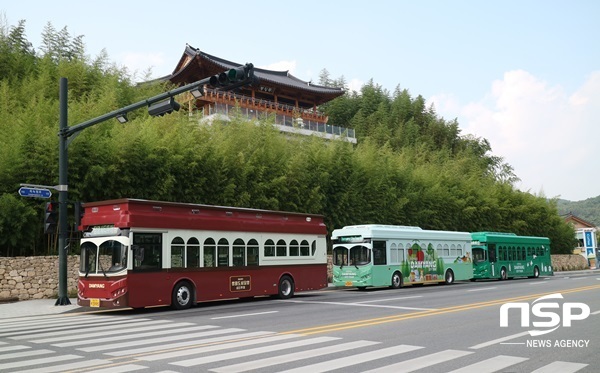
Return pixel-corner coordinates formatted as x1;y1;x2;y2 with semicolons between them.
77;199;328;310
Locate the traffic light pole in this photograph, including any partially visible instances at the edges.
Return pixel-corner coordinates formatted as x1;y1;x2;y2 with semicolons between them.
56;78;70;305
54;64;255;306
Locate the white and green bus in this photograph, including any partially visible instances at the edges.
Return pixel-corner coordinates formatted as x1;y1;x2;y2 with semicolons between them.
331;225;473;289
471;232;553;280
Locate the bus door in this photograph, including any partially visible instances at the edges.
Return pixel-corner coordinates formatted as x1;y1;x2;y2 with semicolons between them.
488;244;497;277
129;232;168;307
371;240;389;285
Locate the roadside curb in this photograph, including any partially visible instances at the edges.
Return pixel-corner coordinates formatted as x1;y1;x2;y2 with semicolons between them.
553;268;600;276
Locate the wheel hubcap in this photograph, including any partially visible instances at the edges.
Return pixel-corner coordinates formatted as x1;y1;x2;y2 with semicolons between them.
177;286;190;306
281;281;291;296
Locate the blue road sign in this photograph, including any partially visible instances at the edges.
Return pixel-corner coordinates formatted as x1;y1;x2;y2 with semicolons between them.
18;187;52;199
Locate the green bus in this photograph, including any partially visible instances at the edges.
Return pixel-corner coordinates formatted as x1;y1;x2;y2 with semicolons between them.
331;225;473;289
470;232;553;280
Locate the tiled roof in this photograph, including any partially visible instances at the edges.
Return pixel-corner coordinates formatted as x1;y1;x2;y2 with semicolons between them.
175;45;345;97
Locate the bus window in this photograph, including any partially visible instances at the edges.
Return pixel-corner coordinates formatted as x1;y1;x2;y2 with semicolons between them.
488;244;497;262
99;241;126;272
80;241;98;274
186;238;200;268
443;244;450;257
171;237;184;268
233;239;245;267
203;238;216;267
519;247;525;260
247;239;259;266
132;233;162;271
264;239;275;257
373;241;387;265
276;239;287;257
350;245;370;266
289;240;299;256
300;240;310;256
390;243;398;263
472;247;486;262
333;246;348;266
218;238;229;267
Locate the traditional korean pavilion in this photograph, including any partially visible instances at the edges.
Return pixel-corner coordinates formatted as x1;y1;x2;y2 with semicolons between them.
163;44;355;142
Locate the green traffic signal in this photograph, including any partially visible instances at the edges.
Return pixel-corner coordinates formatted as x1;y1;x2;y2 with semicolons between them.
227;66;247;82
208;64;253;88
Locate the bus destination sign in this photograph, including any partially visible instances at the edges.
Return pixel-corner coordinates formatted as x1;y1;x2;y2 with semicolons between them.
338;235;364;243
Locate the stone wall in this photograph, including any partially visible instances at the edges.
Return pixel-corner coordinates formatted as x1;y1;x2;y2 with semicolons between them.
0;256;79;301
551;254;590;271
0;254;592;301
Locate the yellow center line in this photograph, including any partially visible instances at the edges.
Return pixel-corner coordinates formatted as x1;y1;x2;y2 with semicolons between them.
283;284;600;335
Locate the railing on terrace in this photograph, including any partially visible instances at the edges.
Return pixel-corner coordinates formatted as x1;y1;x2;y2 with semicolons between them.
200;89;356;142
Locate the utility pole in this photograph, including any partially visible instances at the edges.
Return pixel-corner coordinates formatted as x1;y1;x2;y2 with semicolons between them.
56;78;70;305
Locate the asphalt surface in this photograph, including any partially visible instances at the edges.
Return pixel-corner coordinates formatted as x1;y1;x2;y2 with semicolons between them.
0;269;597;319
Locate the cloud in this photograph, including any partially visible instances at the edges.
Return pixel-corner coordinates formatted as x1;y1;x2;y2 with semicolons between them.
431;70;600;201
347;78;364;93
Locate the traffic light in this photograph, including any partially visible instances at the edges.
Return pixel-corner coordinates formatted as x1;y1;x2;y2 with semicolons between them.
148;98;181;117
44;201;58;234
208;63;254;90
73;202;84;231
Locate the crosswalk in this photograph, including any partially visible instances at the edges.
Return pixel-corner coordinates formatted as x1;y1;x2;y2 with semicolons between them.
0;314;589;373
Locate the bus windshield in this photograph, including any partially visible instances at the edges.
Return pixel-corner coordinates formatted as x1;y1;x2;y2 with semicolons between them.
332;246;348;266
472;247;487;263
350;245;370;266
333;245;371;267
80;239;127;275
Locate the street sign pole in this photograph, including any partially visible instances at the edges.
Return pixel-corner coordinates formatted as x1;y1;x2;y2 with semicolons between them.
56;78;70;306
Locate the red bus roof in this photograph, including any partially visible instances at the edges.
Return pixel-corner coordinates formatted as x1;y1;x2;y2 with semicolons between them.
80;199;327;235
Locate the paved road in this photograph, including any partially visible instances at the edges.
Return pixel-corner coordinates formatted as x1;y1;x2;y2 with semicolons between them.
0;271;598;372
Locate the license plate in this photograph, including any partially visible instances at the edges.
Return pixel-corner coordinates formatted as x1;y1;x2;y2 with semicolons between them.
90;298;100;307
345;281;353;286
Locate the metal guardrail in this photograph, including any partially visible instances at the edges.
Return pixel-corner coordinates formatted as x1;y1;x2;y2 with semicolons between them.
206;103;356;141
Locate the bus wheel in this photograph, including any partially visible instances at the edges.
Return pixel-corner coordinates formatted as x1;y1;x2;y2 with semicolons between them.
444;269;454;284
172;281;193;310
278;276;295;299
532;266;540;278
390;272;403;289
500;267;508;281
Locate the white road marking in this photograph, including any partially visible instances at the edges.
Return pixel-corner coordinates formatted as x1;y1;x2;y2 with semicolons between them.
211;311;278;319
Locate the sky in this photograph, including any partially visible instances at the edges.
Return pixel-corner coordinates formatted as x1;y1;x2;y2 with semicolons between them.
2;0;599;202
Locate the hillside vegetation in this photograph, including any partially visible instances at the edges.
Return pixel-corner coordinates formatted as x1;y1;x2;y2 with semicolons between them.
0;19;576;256
557;197;600;226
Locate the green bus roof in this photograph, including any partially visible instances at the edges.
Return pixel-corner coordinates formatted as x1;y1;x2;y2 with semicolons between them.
471;232;550;245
